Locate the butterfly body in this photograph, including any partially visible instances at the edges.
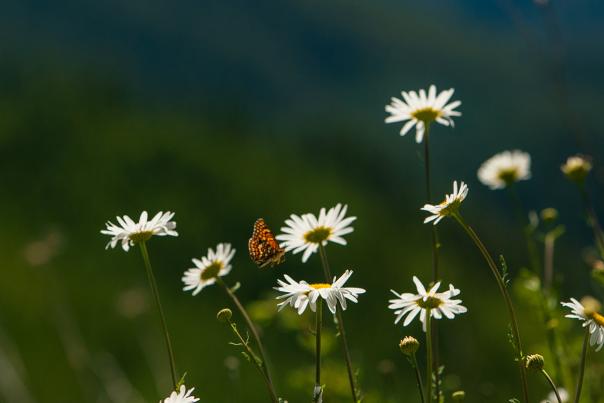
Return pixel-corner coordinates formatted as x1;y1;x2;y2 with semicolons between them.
248;218;285;269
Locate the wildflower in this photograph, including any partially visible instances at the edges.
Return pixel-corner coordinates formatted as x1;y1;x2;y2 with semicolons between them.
182;243;235;295
561;155;592;184
525;354;545;371
161;385;199;403
540;388;569;403
561;297;604;351
216;308;233;323
274;270;365;315
101;211;177;251
421;181;468;225
477;150;531;190
277;204;356;263
389;276;467;331
399;336;420;356
385;85;461;143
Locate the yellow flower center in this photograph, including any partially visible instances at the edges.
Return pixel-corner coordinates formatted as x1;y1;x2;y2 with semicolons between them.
417;296;443;309
310;283;331;289
129;231;154;243
304;227;332;244
588;311;604;327
411;108;441;123
201;261;224;280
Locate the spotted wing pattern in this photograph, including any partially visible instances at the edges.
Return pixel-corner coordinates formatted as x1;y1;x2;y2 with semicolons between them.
248;218;285;269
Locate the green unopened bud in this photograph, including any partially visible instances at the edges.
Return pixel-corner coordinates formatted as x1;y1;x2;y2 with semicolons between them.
540;208;558;224
399;336;420;356
452;390;466;401
216;308;233;323
561;155;592;183
525;354;544;371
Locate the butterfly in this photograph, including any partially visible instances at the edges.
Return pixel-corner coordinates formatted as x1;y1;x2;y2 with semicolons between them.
248;218;285;269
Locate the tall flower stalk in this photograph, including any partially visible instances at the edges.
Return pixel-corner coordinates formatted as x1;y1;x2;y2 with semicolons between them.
314;299;323;403
425;309;433;403
574;331;589;403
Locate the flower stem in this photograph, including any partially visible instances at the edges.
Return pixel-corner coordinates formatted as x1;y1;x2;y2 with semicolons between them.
224;315;276;403
426;310;433;403
541;369;562;403
574;330;589;403
452;213;529;403
318;245;359;402
411;353;426;403
579;185;604;258
138;241;177;389
217;278;278;403
507;185;541;273
314;299;323;403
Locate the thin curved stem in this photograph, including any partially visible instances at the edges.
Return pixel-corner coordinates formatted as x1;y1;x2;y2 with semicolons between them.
138;242;178;389
574;331;589;403
452;213;529;403
426;310;433;403
318;245;359;402
541;369;562;403
217;278;278;403
314;299;323;403
411;354;426;403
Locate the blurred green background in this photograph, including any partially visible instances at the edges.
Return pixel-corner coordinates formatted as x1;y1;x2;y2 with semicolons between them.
1;0;604;402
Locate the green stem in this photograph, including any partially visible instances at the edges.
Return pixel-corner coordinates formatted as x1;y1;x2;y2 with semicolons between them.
138;242;178;389
452;213;529;403
318;245;359;402
217;278;278;403
225;317;275;402
507;185;541;273
541;369;562;403
426;310;433;403
574;331;589;403
314;299;323;403
411;354;426;403
579;185;604;258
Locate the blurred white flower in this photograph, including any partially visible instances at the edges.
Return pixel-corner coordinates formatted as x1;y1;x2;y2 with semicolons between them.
389;276;467;332
561;155;592;183
101;211;177;251
421;181;468;225
540;387;569;403
182;243;235;295
161;385;199;403
385;84;461;143
277;203;356;263
274;270;365;315
477;150;531;190
561;298;604;351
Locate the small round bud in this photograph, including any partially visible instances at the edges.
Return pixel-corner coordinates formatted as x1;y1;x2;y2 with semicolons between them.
216;308;233;323
452;390;466;401
399;336;420;356
561;155;592;184
580;296;602;316
525;354;545;371
540;208;558;224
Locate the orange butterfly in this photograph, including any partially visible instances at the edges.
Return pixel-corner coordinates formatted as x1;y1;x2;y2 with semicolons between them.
248;218;285;269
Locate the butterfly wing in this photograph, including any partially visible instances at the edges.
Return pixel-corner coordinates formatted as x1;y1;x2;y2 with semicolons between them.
248;218;285;269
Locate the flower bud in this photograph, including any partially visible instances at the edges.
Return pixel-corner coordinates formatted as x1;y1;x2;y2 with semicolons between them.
525;354;544;371
452;390;466;401
540;208;558;224
216;308;233;323
399;336;420;356
561;155;592;183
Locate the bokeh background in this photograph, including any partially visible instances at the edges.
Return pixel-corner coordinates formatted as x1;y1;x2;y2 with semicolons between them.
1;0;604;402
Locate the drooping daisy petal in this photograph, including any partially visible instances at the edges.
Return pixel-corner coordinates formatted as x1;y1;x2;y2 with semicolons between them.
385;85;462;143
421;181;468;226
561;298;604;351
477;150;531;190
182;243;235;295
277;204;356;263
101;211;178;251
161;385;200;403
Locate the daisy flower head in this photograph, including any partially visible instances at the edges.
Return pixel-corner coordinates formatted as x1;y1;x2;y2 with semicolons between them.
561;297;604;351
182;243;235;295
274;270;365;315
276;203;356;263
561;155;592;184
161;385;199;403
101;211;177;251
477;150;531;190
385;84;461;143
389;276;467;332
421;181;468;225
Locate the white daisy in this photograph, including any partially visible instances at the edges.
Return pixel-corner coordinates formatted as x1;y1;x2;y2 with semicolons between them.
385;84;461;143
274;270;365;315
477;150;531;190
276;203;356;263
421;181;468;225
561;298;604;351
389;276;467;332
540;388;569;403
101;211;178;251
182;243;235;295
561;155;592;183
161;385;199;403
